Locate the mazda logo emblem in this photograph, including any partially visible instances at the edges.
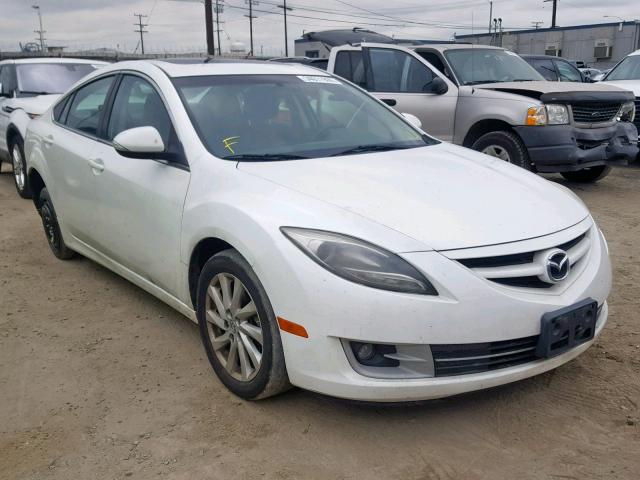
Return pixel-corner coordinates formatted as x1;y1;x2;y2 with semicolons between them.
542;249;571;283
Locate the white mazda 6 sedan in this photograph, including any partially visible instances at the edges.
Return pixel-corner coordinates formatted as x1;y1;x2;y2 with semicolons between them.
24;60;611;401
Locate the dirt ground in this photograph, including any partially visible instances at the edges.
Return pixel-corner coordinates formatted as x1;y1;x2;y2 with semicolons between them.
0;163;639;480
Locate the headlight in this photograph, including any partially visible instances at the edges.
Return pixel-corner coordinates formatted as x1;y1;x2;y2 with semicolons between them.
281;227;437;295
525;104;569;126
618;101;636;123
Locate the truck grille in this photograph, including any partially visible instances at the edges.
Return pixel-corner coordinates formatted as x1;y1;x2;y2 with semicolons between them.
571;102;621;124
456;230;592;290
634;97;640;131
431;336;539;376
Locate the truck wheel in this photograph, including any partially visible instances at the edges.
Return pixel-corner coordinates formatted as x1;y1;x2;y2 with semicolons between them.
561;166;611;183
10;136;32;199
472;131;533;171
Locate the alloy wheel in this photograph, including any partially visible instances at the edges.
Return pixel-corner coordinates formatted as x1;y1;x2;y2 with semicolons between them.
12;146;25;191
482;145;511;162
205;273;263;382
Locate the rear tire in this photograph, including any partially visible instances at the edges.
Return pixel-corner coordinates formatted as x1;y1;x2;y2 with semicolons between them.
197;249;290;400
39;188;76;260
561;165;611;183
472;130;533;172
10;136;32;199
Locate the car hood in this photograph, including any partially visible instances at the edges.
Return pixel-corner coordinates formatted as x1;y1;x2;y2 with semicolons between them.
238;143;589;251
474;80;630;100
10;94;61;115
601;80;640;97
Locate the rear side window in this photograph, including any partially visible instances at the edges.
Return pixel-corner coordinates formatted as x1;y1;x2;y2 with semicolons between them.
531;59;558;81
334;51;365;88
555;60;582;82
64;76;114;136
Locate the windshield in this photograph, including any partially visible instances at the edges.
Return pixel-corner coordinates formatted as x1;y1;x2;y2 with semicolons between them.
606;55;640;81
16;63;98;95
444;49;544;85
173;74;435;160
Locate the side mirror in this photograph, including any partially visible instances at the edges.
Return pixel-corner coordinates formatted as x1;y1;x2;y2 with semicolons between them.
401;113;422;129
431;77;449;95
113;126;165;159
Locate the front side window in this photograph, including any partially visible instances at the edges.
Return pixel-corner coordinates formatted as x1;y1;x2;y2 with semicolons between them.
16;63;98;96
64;76;114;136
444;49;544;85
555;60;582;82
173;74;435;160
531;59;558;81
333;51;365;87
606;55;640;81
367;48;435;94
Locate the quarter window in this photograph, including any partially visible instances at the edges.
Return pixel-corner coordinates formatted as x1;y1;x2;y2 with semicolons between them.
64;76;114;136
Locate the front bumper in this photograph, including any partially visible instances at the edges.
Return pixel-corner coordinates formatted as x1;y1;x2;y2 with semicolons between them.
259;219;612;402
514;122;638;172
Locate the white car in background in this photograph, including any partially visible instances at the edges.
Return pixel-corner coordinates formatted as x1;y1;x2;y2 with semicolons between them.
25;60;611;402
0;58;105;197
602;49;640;138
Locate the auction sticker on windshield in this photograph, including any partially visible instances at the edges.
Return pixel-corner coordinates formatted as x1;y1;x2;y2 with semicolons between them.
297;76;342;84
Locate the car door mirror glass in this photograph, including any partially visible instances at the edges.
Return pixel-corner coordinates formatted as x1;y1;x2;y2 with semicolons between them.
401;113;422;129
431;77;448;95
113;126;166;158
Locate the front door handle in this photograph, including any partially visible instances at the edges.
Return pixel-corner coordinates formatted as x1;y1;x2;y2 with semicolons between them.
381;98;397;106
87;158;105;173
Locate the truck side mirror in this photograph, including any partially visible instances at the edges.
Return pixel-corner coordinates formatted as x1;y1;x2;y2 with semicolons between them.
431;77;449;95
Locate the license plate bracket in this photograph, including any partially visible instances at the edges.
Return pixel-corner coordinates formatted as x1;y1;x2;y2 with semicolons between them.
536;298;598;359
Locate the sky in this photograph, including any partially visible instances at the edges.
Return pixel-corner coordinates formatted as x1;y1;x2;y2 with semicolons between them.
0;0;637;56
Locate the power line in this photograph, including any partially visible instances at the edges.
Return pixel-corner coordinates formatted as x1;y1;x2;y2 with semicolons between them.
134;13;149;54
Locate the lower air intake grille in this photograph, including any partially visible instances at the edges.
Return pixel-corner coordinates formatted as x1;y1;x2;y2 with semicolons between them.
431;336;539;377
634;97;640;131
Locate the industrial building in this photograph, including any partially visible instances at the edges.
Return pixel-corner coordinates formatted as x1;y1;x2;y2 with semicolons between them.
456;21;640;69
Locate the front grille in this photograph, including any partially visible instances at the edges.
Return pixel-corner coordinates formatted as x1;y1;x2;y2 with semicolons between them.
431;336;539;376
571;102;621;124
456;231;591;290
634;97;640;131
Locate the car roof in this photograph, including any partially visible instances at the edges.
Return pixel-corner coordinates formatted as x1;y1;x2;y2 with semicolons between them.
145;59;330;78
0;57;107;65
520;54;569;61
410;43;505;52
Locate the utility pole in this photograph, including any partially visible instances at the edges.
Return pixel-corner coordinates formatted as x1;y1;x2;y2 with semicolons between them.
204;0;215;56
277;1;292;56
31;5;46;53
245;0;259;56
215;0;224;55
544;0;558;29
134;13;148;54
488;1;493;34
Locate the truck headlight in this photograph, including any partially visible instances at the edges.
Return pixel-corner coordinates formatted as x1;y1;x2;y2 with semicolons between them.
525;104;569;126
281;227;437;295
618;101;636;123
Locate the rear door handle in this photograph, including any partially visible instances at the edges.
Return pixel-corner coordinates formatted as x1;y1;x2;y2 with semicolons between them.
87;158;105;173
381;98;397;106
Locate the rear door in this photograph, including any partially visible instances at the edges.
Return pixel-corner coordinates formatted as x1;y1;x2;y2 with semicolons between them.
361;45;457;141
46;75;117;245
88;73;190;296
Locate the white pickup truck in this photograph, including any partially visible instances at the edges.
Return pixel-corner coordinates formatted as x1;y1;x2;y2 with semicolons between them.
326;43;638;182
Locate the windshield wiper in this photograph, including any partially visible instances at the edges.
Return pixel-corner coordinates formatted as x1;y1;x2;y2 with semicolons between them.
464;80;503;85
330;144;416;156
223;153;309;161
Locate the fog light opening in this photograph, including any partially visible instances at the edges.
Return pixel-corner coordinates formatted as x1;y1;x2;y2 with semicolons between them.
349;342;399;367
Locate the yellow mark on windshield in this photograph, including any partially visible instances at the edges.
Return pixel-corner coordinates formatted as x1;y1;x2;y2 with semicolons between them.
223;136;240;154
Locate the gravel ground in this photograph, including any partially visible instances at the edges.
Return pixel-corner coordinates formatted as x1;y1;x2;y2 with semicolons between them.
1;163;639;480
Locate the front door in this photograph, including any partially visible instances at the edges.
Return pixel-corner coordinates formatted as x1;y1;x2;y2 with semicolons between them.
362;46;458;142
90;74;190;296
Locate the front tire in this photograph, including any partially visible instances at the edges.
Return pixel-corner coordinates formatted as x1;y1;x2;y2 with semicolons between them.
472;130;533;171
197;249;290;400
10;136;32;199
561;165;611;183
39;188;76;260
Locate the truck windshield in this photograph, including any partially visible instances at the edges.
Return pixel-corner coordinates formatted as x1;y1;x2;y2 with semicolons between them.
606;55;640;81
173;74;436;160
444;49;544;85
16;63;98;96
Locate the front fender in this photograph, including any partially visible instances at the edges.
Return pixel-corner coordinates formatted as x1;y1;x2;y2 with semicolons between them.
7;109;31;144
